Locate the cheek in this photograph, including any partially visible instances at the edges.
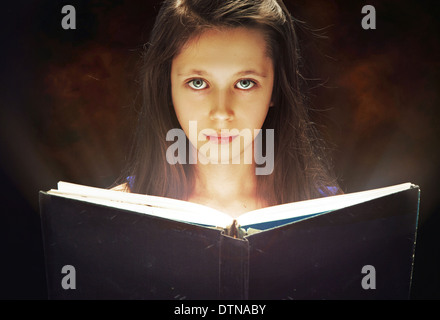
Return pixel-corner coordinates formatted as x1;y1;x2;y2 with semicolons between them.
173;92;206;125
173;102;198;130
246;99;270;128
253;112;269;134
171;89;191;127
171;99;202;147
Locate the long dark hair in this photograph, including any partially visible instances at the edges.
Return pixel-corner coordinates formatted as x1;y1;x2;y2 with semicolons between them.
118;0;341;205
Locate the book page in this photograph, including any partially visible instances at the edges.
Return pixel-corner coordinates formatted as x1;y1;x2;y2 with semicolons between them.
48;181;415;231
236;182;415;228
48;181;234;228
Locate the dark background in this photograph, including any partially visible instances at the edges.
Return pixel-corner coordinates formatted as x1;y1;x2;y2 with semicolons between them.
1;0;438;299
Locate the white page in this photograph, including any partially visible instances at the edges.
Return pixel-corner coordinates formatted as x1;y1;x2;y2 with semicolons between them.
236;182;415;227
49;181;233;228
48;181;415;229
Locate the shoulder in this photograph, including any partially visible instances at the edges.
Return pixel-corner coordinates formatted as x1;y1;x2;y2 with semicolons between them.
318;186;343;197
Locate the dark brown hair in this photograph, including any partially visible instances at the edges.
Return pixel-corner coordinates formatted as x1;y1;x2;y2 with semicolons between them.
119;0;341;205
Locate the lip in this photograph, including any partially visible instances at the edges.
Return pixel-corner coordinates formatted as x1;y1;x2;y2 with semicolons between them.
204;134;238;145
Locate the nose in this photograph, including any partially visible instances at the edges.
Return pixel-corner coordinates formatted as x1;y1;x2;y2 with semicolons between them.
209;89;234;122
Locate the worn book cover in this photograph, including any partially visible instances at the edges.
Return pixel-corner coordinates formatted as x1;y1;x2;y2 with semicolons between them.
39;182;420;299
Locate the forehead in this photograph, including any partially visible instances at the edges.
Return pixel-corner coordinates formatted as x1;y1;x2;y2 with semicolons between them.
172;27;273;73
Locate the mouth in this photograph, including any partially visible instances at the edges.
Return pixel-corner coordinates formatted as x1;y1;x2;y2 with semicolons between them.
204;133;238;145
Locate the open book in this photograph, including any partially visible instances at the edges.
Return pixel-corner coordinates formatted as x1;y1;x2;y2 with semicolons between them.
39;182;420;299
46;181;416;237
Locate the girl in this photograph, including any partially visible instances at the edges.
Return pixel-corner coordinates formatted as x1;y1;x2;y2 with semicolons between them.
115;0;341;217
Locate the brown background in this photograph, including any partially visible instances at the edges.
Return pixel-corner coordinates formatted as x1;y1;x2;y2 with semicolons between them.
1;0;438;299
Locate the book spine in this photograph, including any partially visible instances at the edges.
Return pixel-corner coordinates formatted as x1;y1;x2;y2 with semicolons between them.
219;235;249;300
408;186;421;298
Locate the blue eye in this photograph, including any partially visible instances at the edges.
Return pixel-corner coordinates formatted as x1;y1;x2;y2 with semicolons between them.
236;79;256;90
188;79;207;90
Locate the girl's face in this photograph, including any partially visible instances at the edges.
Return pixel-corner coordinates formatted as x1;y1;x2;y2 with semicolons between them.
171;27;274;164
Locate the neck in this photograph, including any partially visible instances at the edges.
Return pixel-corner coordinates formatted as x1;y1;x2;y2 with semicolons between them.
188;160;267;217
194;162;257;200
185;141;271;217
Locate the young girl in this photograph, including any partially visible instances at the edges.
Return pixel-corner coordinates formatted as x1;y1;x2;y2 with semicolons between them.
115;0;341;217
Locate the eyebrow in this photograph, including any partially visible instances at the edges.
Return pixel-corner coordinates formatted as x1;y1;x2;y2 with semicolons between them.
236;70;268;78
177;69;208;77
177;69;268;78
